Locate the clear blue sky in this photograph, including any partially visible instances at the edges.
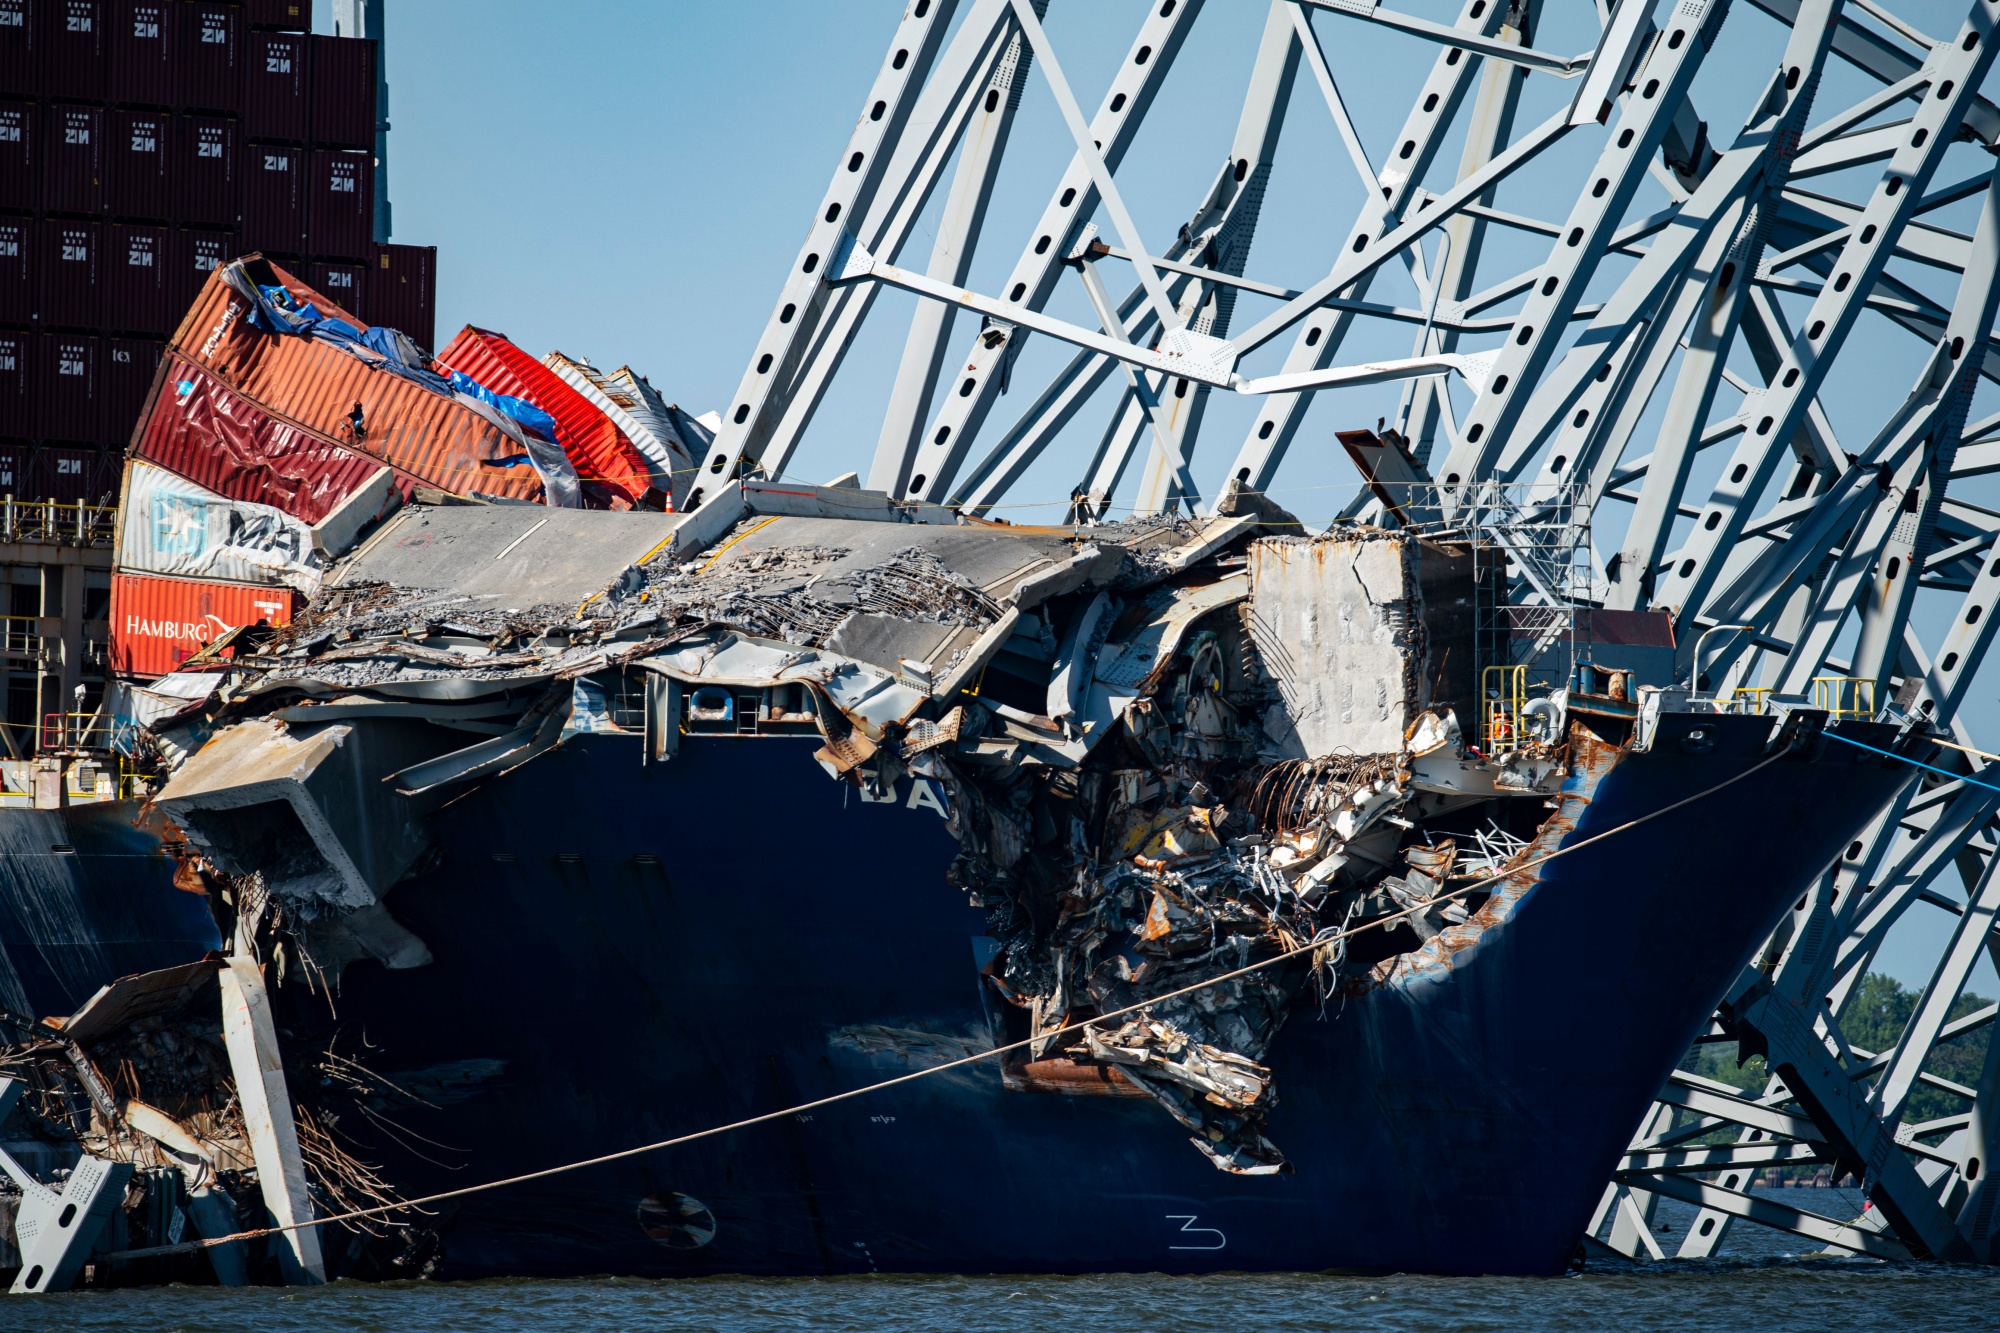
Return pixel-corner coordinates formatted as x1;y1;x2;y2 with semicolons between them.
335;0;1999;992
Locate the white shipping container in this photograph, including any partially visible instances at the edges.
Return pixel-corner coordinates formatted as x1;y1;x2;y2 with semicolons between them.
119;460;324;594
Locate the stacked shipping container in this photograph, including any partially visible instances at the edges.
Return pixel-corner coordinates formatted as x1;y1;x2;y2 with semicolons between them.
1;0;437;503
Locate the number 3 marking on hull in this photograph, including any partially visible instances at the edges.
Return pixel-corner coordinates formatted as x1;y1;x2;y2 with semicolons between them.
1166;1214;1225;1250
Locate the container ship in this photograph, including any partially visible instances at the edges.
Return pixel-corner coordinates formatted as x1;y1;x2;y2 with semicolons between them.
0;0;1985;1293
0;253;1924;1286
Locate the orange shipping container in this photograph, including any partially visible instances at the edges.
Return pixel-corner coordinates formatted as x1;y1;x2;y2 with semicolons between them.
110;572;298;678
168;256;549;504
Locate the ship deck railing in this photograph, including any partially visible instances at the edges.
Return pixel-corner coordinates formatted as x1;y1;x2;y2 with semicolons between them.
0;499;117;549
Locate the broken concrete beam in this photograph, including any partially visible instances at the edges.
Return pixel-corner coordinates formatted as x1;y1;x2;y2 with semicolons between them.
156;717;452;914
219;955;326;1285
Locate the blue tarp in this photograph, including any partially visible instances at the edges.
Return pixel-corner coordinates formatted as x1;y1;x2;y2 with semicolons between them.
444;371;561;445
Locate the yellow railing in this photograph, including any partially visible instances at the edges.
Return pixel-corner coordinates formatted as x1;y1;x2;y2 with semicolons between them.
0;498;116;547
1482;664;1527;751
1726;686;1774;715
1812;676;1875;720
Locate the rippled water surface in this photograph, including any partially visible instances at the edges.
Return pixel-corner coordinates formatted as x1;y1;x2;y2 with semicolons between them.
5;1190;1992;1333
7;1262;1998;1333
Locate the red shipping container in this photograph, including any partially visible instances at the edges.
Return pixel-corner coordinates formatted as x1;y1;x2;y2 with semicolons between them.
306;148;370;261
241;140;302;255
101;334;156;444
38;0;103;102
435;327;652;508
0;0;35;99
35;331;94;440
307;33;372;149
244;29;303;141
167;226;233;325
0;329;30;437
0;215;28;323
367;242;433;348
106;0;168;106
171;113;234;226
0;99;34;209
39;216;97;327
42;101;102;214
28;441;103;498
246;0;305;32
137;353;382;522
307;259;362;320
111;571;295;676
174;1;239;113
106;105;168;218
105;222;165;333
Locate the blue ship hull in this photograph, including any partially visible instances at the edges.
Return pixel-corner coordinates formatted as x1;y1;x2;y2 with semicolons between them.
1;711;1910;1277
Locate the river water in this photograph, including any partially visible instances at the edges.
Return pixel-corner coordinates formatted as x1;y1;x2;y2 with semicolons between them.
4;1190;1993;1333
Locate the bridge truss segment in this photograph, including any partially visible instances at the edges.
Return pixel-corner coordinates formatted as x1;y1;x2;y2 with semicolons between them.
718;0;2000;1262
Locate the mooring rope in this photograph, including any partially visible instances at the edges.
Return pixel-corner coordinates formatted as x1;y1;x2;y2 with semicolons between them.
103;742;1797;1264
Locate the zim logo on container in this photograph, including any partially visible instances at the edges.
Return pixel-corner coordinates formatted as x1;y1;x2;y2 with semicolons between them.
57;352;86;377
130;125;157;153
200;13;225;42
130;7;159;39
266;53;291;74
263;153;289;172
0;116;19;144
198;130;225;159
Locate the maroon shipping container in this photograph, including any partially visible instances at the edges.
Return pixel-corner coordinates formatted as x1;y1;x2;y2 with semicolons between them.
28;443;107;500
307;259;362;320
171;113;234;226
0;216;28;323
245;29;303;141
39;217;97;327
306;149;369;261
0;99;33;209
367;243;433;348
174;1;238;113
34;331;95;441
246;0;304;31
241;141;302;255
106;105;167;218
106;0;168;106
0;330;29;437
102;333;156;444
0;440;26;495
38;0;104;102
308;33;372;150
105;221;164;332
42;101;102;214
0;0;34;100
168;226;233;324
137;354;383;522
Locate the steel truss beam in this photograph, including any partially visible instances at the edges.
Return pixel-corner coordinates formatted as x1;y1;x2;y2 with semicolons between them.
729;0;2000;1265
